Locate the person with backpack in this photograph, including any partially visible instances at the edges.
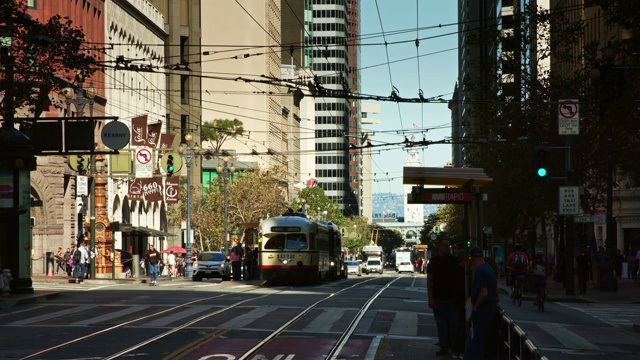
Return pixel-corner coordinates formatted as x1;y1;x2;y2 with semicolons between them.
530;252;550;305
507;244;529;296
73;243;89;284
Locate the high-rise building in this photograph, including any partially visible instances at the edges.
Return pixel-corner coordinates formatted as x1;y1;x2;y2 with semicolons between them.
309;0;361;216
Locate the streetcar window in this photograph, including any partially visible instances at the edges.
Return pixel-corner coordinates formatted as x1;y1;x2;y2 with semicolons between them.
286;234;307;250
264;235;285;250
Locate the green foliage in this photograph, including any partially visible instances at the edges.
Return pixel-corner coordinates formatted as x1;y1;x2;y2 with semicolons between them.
0;0;97;124
201;119;244;154
290;186;344;224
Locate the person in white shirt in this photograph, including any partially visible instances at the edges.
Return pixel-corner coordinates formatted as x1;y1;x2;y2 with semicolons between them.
168;251;176;277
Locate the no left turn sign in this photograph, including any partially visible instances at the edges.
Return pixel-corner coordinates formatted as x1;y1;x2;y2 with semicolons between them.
558;99;579;119
136;148;152;165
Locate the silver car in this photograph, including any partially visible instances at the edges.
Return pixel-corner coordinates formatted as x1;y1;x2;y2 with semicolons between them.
346;261;362;276
192;251;231;281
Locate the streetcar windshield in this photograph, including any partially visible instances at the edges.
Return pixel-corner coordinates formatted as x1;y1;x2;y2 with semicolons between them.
264;233;308;250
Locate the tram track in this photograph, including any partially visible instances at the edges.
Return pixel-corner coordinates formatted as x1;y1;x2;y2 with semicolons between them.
17;276;408;359
18;287;276;360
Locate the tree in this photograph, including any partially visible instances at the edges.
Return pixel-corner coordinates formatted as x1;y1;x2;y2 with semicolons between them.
1;0;97;127
201;119;244;154
290;186;344;224
339;215;370;255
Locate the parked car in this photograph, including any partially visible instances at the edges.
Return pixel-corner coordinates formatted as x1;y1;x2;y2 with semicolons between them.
192;251;231;281
345;261;362;276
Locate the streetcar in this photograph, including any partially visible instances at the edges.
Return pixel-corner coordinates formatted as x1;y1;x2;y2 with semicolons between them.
258;212;336;284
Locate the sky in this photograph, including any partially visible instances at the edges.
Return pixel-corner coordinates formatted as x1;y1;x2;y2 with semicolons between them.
359;2;458;200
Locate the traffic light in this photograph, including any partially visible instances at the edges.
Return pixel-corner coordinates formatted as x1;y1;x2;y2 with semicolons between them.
161;151;182;176
341;228;345;237
166;155;174;176
467;239;471;248
77;156;85;174
534;145;550;178
67;155;89;174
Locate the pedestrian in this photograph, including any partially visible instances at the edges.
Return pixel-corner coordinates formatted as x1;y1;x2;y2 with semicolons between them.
615;249;623;281
167;251;176;277
576;247;591;295
627;250;637;282
73;243;89;284
463;247;498;360
426;239;459;357
452;249;467;359
63;248;72;276
55;247;65;274
230;243;243;281
244;245;253;281
144;244;162;286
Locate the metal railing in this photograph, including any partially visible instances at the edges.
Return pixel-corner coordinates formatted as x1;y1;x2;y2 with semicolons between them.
497;306;549;360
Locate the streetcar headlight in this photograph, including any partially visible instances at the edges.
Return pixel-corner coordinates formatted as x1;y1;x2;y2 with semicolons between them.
282;259;288;265
330;261;335;267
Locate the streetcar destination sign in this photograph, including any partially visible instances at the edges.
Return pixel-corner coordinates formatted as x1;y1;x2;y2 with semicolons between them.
408;192;473;204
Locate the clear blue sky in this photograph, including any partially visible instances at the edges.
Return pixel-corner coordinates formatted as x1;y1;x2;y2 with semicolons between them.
360;2;458;200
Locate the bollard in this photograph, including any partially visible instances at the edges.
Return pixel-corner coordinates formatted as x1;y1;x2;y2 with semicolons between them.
45;252;54;277
132;254;140;278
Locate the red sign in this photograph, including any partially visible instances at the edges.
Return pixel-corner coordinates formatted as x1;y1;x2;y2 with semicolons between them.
412;192;473;204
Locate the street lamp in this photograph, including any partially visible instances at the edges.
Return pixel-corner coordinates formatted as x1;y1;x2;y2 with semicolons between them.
596;42;619;292
63;73;97;278
178;133;200;279
216;157;235;255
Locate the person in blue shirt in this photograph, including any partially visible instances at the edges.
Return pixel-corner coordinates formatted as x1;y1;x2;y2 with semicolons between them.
464;247;498;360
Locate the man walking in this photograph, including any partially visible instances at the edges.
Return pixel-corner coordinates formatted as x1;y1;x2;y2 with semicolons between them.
74;243;88;284
427;239;459;357
464;247;498;359
144;244;162;286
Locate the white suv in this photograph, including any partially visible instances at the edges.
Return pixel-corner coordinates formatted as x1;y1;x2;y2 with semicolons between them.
192;251;231;281
364;258;383;275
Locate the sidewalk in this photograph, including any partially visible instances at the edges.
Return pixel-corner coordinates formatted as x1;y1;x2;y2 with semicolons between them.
0;274;266;309
498;275;640;304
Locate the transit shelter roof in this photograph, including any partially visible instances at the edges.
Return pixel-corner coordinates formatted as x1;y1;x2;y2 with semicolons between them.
403;167;493;187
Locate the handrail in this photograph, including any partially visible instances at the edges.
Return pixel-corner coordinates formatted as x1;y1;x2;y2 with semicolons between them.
496;306;547;359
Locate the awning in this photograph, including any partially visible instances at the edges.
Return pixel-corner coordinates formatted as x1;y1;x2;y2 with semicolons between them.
131;226;177;238
403;167;493;187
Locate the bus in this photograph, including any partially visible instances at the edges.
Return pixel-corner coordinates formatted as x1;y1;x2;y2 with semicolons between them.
258;212;337;284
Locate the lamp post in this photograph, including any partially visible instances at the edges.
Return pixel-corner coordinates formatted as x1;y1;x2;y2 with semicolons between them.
178;133;200;279
597;43;618;292
217;157;235;255
62;73;97;278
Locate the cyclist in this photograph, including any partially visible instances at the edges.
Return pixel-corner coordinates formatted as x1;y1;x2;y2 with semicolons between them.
530;252;550;305
507;244;529;298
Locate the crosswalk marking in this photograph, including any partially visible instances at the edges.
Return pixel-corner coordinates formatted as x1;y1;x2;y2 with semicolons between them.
540;323;599;350
217;305;277;330
389;310;418;337
558;303;640;329
72;305;153;326
303;308;347;333
9;304;100;326
142;305;212;327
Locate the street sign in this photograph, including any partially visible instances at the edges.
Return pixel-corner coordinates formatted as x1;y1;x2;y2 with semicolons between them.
101;121;130;150
558;99;580;135
76;175;88;196
574;214;606;223
558;186;580;215
135;148;153;178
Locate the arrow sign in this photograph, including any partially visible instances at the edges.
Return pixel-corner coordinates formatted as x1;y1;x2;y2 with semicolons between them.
558;99;580;135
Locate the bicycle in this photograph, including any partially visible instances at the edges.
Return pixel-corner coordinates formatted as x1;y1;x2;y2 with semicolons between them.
512;274;525;307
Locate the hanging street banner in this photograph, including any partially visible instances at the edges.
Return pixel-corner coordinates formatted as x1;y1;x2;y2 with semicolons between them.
131;115;148;146
558;99;579;135
165;176;179;204
146;122;161;148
